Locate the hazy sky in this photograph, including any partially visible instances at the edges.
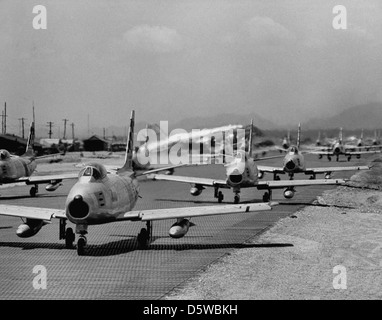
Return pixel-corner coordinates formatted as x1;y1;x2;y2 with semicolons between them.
1;0;382;137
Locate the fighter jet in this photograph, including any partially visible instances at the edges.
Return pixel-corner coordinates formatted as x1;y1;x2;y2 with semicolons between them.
256;124;370;180
0;111;275;255
309;127;381;161
0;121;77;197
363;130;382;150
280;130;291;151
148;120;348;203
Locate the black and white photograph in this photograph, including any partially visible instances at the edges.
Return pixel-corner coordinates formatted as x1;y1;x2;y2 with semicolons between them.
1;0;382;304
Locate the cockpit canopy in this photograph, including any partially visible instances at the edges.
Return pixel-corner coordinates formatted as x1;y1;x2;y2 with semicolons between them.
289;146;299;154
235;151;244;161
78;163;108;180
0;149;11;160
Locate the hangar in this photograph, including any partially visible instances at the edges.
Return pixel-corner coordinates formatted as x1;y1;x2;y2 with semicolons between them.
83;135;110;151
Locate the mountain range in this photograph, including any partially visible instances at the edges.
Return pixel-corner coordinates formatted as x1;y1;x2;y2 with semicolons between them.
33;102;382;139
304;102;382;130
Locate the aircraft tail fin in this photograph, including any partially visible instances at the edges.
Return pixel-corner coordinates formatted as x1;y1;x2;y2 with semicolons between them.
118;110;135;174
297;123;301;148
248;119;253;157
339;127;343;144
23;121;35;157
361;129;364;140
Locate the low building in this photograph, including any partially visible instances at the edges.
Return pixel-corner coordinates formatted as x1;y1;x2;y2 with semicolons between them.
0;134;43;155
83;135;110;151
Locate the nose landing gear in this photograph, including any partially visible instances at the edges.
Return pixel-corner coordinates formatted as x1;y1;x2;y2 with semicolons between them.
77;236;87;256
59;219;75;249
75;224;88;256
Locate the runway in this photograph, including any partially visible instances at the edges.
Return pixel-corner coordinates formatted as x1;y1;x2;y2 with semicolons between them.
0;153;372;299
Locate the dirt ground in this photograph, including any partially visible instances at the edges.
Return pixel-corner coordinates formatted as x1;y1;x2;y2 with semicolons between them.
165;160;382;300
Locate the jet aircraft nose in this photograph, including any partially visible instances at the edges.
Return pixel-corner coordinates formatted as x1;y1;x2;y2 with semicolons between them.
228;169;243;185
285;160;296;171
68;194;90;219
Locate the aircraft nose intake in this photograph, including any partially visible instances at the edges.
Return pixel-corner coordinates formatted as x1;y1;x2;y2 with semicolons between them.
68;194;89;219
285;160;296;171
228;173;243;184
334;147;340;154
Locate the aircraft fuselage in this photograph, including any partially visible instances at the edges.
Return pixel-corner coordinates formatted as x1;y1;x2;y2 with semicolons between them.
225;151;259;188
65;169;139;226
0;155;36;183
282;152;306;174
332;142;345;155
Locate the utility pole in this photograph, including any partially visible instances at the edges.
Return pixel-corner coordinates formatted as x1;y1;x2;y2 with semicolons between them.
18;117;27;138
62;118;69;139
71;122;75;140
1;102;7;134
47;121;54;139
32;101;35;124
3;102;7;134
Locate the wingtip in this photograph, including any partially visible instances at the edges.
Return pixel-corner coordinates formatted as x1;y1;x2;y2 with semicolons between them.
268;201;279;207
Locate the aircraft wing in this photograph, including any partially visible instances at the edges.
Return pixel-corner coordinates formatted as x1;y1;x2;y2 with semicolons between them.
256;165;285;174
147;174;228;188
304;165;370;175
0;202;273;223
274;146;288;152
255;178;347;190
0;204;66;220
346;150;381;155
307;150;332;155
118;202;274;221
104;163;196;175
15;172;79;185
343;144;382;151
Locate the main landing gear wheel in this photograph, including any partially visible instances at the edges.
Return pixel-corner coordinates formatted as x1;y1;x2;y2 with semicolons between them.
137;221;152;249
65;228;75;249
262;192;270;202
137;228;148;248
137;228;149;249
218;191;224;203
77;236;87;256
30;186;38;197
